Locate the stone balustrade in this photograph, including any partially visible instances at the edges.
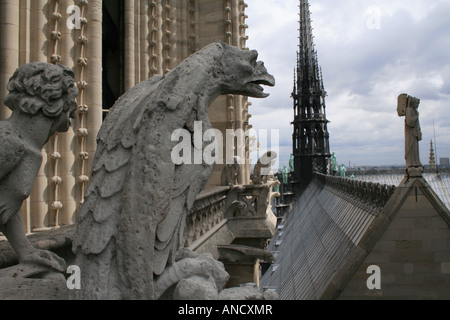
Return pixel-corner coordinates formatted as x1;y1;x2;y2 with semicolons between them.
316;173;396;214
2;182;276;261
183;181;278;249
183;187;229;248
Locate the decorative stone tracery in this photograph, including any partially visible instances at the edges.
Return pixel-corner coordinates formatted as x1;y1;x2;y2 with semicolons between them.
48;0;63;229
75;0;90;207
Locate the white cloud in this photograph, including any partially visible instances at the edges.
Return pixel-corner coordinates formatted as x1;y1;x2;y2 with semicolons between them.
245;0;450;168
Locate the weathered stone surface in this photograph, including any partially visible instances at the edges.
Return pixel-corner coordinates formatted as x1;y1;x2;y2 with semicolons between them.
0;263;69;300
174;275;220;300
72;42;275;300
218;245;274;263
155;250;229;299
0;62;77;274
0;276;68;300
219;283;279;300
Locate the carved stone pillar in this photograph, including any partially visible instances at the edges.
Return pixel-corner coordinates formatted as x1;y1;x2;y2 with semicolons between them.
124;0;136;91
222;183;278;287
0;0;19;120
83;0;103;209
30;0;50;231
139;0;150;81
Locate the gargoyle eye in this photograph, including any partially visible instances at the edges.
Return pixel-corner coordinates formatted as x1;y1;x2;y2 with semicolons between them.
239;62;254;75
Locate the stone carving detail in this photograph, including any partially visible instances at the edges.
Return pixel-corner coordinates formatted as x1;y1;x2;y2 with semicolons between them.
226;183;275;219
251;151;277;185
154;249;277;300
0;62;78;273
72;42;275;299
219;283;279;300
218;244;275;264
318;174;396;213
75;0;90;205
155;249;229;300
398;93;423;177
183;188;227;248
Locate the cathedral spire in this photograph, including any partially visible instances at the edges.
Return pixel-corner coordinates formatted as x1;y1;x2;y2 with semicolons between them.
292;0;330;193
430;140;437;172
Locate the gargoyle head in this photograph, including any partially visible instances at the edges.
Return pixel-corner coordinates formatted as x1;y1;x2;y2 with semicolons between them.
215;42;275;98
5;62;78;133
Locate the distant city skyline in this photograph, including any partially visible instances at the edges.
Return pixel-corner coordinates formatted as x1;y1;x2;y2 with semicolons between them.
245;0;450;170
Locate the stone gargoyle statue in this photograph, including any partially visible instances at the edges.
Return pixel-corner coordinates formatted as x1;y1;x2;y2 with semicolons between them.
0;62;78;273
72;41;275;299
251;151;277;185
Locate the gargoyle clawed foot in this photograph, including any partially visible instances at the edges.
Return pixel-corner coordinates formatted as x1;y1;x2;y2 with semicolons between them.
154;249;229;300
20;248;66;273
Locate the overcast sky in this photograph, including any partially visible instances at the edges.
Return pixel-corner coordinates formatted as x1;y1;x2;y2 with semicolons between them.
245;0;450;170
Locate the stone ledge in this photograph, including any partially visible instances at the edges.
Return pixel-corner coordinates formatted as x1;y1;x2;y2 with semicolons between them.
0;276;68;300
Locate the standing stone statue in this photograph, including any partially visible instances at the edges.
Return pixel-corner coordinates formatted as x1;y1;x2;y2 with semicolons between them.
282;166;288;184
330;152;337;175
72;41;275;300
398;93;423;176
289;153;294;172
0;62;77;272
340;164;346;178
273;176;280;193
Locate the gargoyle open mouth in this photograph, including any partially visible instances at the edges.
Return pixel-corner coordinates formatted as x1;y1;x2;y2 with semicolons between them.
247;78;275;98
244;73;276;98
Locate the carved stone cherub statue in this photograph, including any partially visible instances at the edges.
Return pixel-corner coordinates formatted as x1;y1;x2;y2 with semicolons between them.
398;93;423;177
0;62;78;272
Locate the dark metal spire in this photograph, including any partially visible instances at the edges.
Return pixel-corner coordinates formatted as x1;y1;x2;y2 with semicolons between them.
292;0;330;193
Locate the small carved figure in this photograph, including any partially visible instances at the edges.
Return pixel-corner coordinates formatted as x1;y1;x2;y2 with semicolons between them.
72;42;275;299
273;176;280;193
0;62;77;272
340;163;346;178
398;93;423;175
330;152;338;175
289;153;294;172
282;165;288;184
252;151;277;185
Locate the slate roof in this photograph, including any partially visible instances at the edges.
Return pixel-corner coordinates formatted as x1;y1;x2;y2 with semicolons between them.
260;175;395;299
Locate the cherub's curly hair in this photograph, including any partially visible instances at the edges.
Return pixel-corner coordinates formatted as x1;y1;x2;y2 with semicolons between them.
4;62;77;117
